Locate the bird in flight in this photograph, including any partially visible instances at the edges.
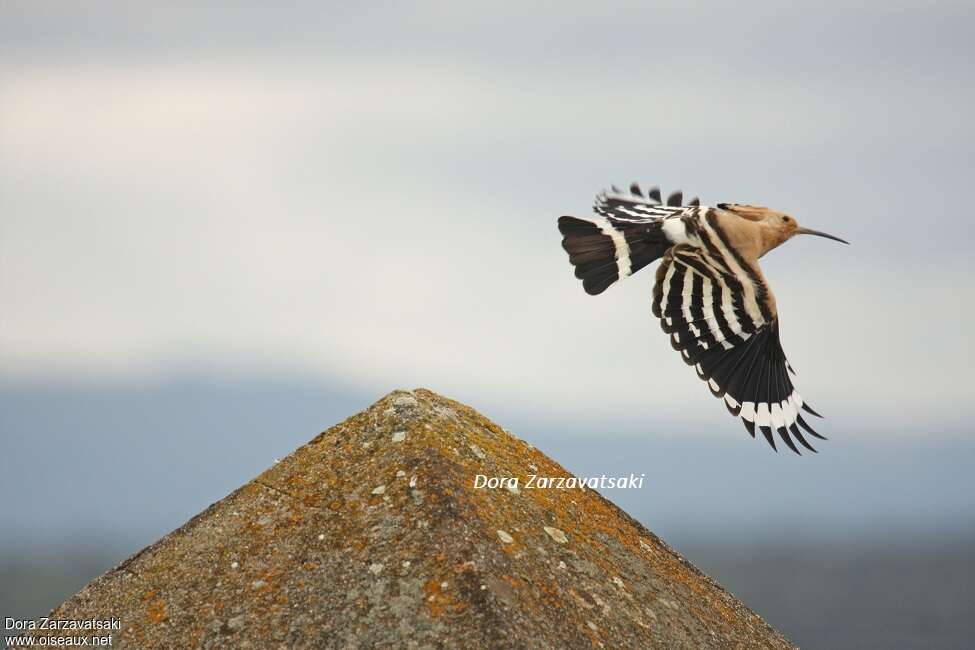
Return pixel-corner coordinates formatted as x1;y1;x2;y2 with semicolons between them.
558;184;848;453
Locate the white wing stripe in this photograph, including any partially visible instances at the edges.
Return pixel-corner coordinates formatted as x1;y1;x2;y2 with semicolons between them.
740;401;756;423
680;268;701;340
714;274;746;338
596;219;632;279
770;402;786;430
782;396;798;426
697;273;735;350
658;262;677;314
754;402;772;428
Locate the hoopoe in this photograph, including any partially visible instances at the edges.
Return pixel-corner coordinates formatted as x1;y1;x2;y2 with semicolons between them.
558;183;848;454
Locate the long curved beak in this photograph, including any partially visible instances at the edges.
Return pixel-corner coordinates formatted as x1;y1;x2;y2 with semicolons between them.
796;227;849;244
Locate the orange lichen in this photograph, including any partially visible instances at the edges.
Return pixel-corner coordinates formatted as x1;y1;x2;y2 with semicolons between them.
422;578;467;618
145;597;167;624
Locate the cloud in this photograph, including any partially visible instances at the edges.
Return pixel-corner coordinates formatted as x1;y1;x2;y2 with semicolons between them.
1;6;973;434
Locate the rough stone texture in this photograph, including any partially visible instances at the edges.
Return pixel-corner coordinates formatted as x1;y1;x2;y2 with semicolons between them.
32;389;797;649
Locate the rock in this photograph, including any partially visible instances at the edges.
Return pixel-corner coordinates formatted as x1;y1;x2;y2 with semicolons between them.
26;389;796;649
543;526;569;544
392;394;418;408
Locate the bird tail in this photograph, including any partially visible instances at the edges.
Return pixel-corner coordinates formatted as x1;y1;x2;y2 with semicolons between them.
558;216;669;295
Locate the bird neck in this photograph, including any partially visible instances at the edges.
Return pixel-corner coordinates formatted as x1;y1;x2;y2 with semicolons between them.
756;222;791;257
712;211;765;262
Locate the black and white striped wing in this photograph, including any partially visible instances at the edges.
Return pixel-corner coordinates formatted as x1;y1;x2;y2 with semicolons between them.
651;246;826;453
594;183;699;223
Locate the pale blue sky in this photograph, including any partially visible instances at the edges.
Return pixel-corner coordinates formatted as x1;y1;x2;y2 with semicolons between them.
1;1;973;438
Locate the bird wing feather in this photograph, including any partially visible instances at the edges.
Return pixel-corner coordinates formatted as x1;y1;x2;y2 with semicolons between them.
651;245;826;453
594;183;699;224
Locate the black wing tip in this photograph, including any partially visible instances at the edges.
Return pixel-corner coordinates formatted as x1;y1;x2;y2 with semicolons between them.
796;413;828;440
743;418;756;438
777;426;801;455
789;423;818;453
745;418;825;454
604;182;673;204
801;402;825;418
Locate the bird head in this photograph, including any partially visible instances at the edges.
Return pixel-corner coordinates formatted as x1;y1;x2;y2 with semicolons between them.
718;203;849;256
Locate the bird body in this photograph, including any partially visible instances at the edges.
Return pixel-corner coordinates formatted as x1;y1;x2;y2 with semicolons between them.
558;184;847;453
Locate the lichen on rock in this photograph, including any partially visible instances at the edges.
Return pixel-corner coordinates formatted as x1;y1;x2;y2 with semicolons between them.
27;389;796;649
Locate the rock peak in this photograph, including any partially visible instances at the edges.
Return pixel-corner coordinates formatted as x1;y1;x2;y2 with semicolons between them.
32;389;795;649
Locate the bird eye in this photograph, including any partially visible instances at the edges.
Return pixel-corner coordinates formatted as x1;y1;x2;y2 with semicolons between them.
782;216;792;223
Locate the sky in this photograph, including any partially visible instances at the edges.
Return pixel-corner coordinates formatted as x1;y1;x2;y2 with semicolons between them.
2;2;974;439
